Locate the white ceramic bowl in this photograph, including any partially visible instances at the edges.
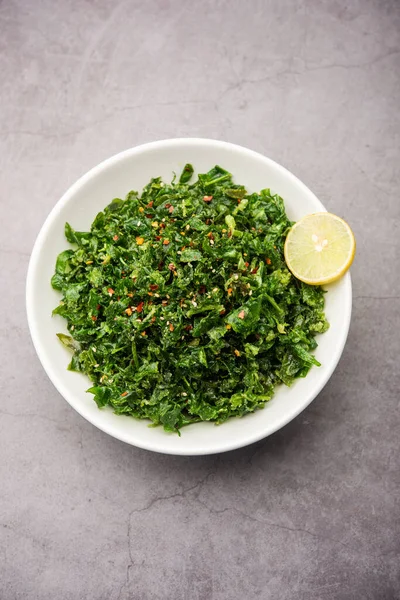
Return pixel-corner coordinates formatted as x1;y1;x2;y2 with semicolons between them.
26;139;352;455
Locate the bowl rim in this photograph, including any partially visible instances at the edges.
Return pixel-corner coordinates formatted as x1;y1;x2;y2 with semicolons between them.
26;138;352;455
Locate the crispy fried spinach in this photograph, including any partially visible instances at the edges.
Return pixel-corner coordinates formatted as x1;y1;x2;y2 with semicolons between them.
51;164;329;432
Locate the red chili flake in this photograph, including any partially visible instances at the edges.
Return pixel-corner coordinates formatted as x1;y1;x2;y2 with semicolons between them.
121;275;126;279
255;334;261;340
206;219;211;225
147;201;154;208
168;263;176;271
189;240;194;247
148;301;153;306
206;232;214;240
146;214;152;219
227;231;232;238
219;309;226;316
198;285;206;294
155;235;162;241
96;304;101;311
149;284;159;291
168;206;174;213
125;307;133;316
136;301;144;313
244;262;249;268
91;316;97;321
121;391;128;397
266;258;272;265
169;323;174;332
161;300;168;306
165;203;171;209
158;261;164;270
238;310;246;319
227;288;233;295
237;198;241;204
127;292;134;298
151;316;156;323
159;223;166;229
184;325;193;331
148;292;153;296
251;267;259;274
163;239;170;245
113;234;119;241
141;331;147;337
203;195;213;202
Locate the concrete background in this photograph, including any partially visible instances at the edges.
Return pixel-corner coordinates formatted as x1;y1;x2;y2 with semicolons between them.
1;1;399;598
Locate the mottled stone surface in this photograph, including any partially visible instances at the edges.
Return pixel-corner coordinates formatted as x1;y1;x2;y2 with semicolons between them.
1;1;399;598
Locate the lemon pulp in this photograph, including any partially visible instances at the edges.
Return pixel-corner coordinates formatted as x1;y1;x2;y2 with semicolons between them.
284;212;355;285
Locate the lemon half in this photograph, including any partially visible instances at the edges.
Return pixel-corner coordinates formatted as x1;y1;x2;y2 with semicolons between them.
284;213;355;285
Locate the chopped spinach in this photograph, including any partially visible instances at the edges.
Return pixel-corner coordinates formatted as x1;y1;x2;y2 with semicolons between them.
52;165;329;432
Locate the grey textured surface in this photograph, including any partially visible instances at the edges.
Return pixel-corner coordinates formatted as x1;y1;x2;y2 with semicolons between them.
1;0;399;598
